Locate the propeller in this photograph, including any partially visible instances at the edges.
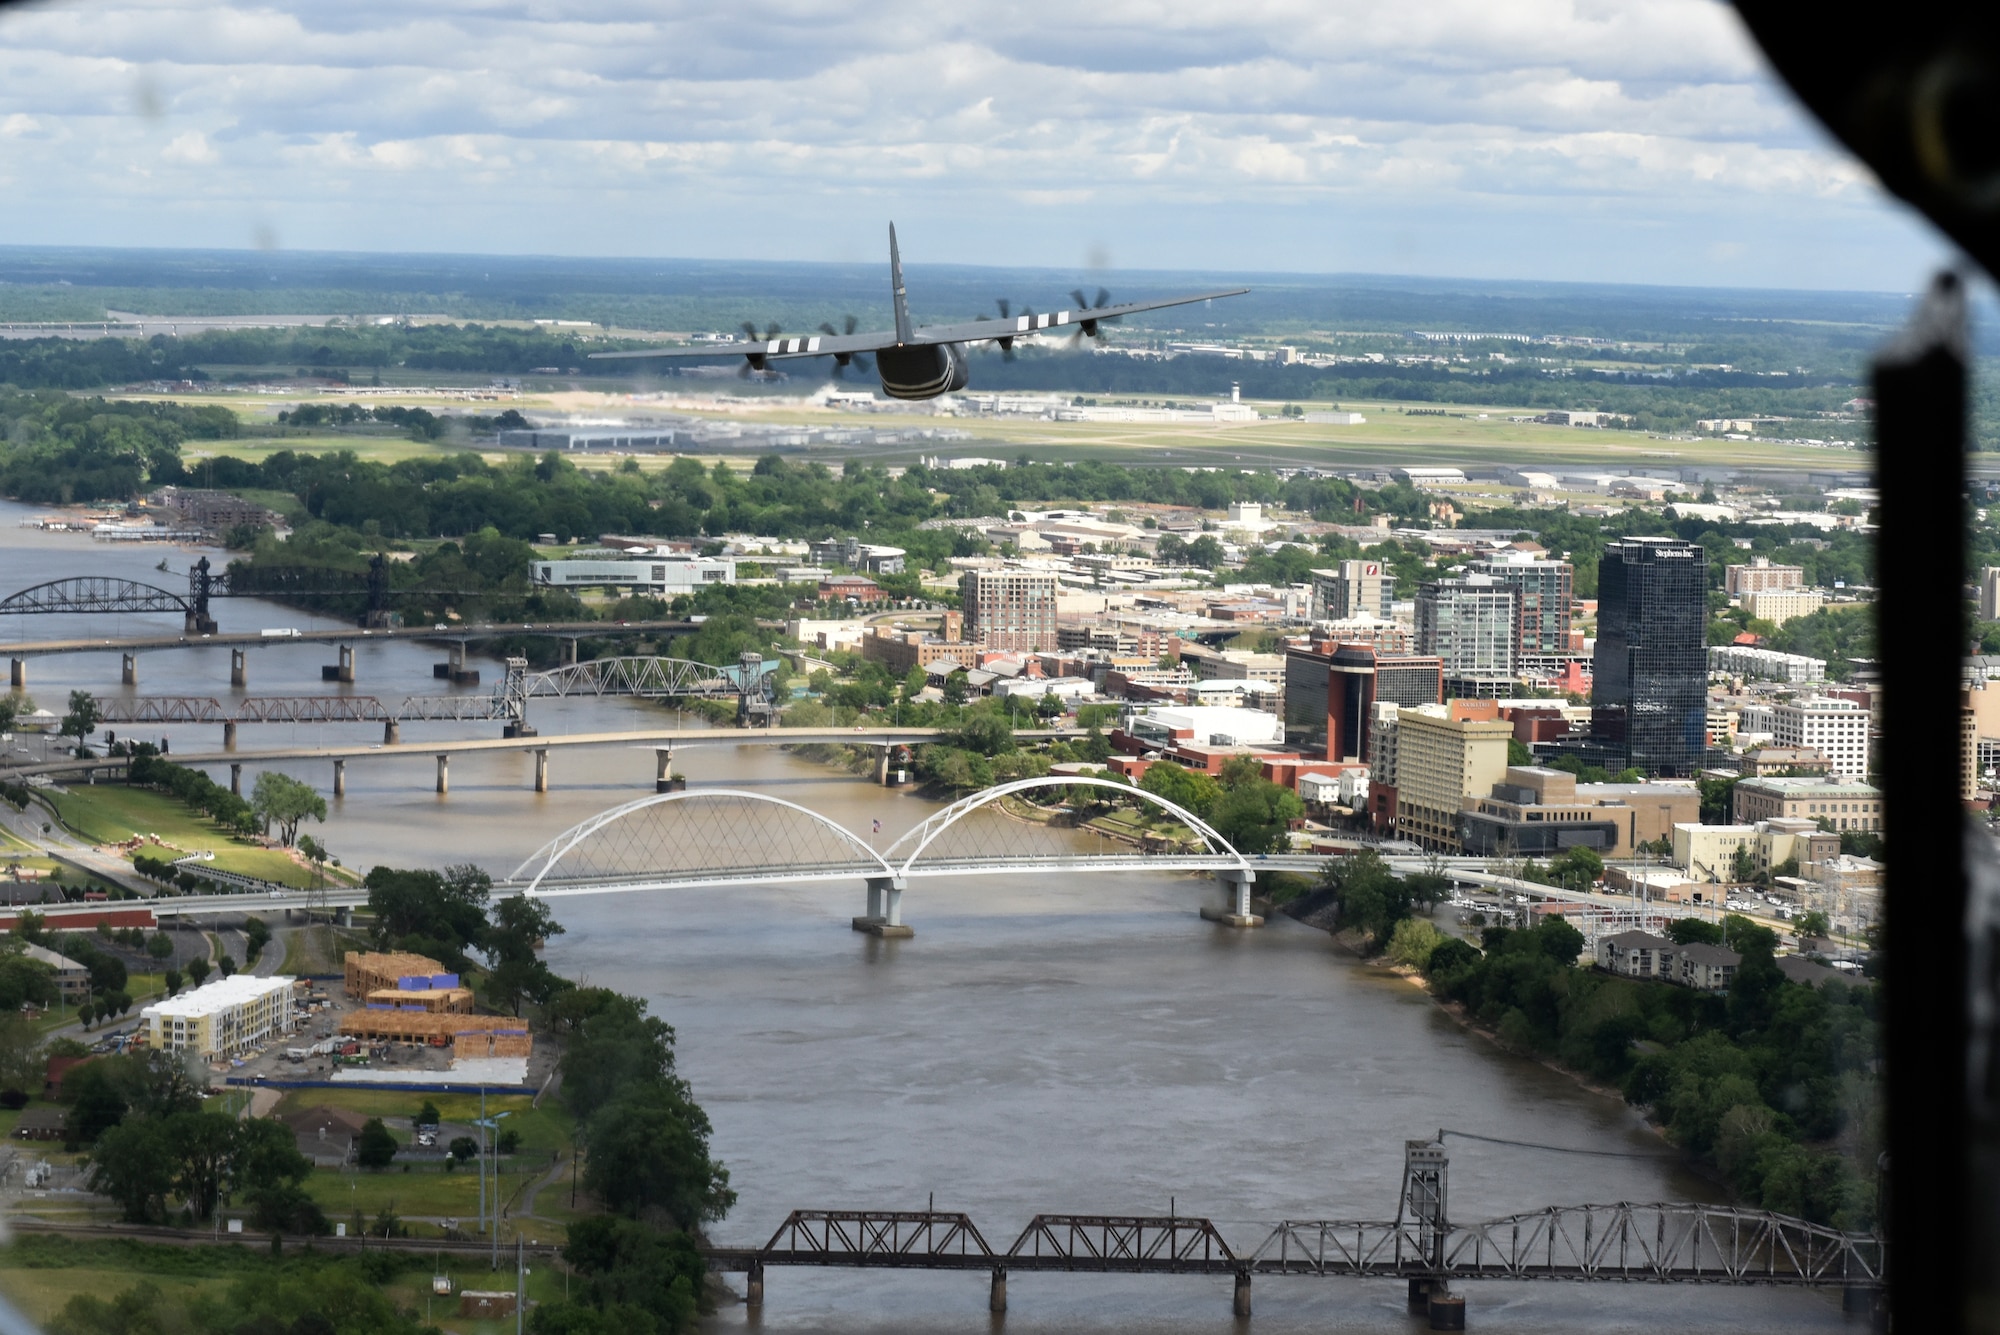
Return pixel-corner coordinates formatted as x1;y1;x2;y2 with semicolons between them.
816;316;871;379
740;320;783;343
1066;288;1117;345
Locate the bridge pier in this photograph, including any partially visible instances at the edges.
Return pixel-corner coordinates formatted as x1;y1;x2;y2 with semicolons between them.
436;754;449;795
8;658;21;691
321;643;354;683
989;1266;1006;1313
230;648;247;688
533;749;548;793
229;763;242;797
333;759;345;799
1232;1269;1251;1317
436;642;480;685
853;874;912;938
1199;869;1262;928
562;638;578;666
654;747;682;793
1428;1287;1465;1331
875;746;891;785
121;653;137;686
744;1260;763;1307
223;721;238;750
383;720;400;745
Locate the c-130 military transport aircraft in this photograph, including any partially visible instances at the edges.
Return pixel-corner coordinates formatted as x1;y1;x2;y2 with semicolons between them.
589;224;1249;401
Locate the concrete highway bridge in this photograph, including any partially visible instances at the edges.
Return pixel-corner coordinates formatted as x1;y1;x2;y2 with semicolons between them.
10;773;1691;935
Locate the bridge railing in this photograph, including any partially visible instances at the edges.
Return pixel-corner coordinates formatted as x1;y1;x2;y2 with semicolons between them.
1249;1204;1887;1284
1007;1215;1236;1272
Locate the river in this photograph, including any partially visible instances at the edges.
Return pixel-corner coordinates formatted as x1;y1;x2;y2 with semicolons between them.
0;501;1850;1331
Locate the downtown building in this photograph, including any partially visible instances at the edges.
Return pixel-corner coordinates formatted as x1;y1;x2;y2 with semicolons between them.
1310;561;1394;622
1283;642;1443;763
1416;573;1518;699
1589;536;1708;777
961;569;1059;652
1468;553;1575;660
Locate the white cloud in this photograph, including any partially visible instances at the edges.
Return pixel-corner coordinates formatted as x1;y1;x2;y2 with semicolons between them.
161;128;216;162
0;0;1952;288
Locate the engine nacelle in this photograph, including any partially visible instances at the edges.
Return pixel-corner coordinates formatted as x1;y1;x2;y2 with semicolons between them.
876;342;970;401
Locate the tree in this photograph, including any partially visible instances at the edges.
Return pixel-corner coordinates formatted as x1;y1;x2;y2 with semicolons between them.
1386;917;1445;970
416;1100;441;1129
1730;843;1758;884
582;1090;734;1228
1667;917;1725;946
85;1118;175;1222
1138;761;1220;821
163;968;182;995
448;1136;479;1165
243;917;271;961
185;956;211;987
145;932;173;962
1796;910;1832;941
1208;779;1304;855
60;689;100;757
250;771;327;847
356;1117;397;1169
64;1061;129;1146
165;1110;238;1220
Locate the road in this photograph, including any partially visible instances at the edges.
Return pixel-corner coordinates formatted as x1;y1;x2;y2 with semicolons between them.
1;726;1083;779
0;619;701;659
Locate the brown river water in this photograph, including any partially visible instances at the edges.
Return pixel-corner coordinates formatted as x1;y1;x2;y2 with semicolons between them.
0;502;1853;1331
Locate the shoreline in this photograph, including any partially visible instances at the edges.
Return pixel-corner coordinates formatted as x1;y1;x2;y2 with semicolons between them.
1302;912;1699;1159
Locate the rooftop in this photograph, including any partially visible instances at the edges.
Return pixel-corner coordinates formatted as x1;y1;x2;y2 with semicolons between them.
143;973;294;1021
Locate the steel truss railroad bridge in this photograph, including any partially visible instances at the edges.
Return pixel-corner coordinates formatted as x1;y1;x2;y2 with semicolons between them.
89;652;780;739
0;556;407;632
711;1140;1884;1327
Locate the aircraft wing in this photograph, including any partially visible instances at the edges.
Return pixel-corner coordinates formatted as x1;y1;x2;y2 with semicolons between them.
588;287;1249;363
907;288;1250;347
589;329;890;362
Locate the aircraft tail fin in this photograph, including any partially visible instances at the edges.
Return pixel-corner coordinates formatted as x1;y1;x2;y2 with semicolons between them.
889;223;913;344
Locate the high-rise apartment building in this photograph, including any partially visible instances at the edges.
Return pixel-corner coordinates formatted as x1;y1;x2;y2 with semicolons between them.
1591;536;1708;776
961;569;1058;652
1725;557;1804;596
1282;643;1443;760
1468;554;1574;657
1416;574;1517;696
1770;696;1871;781
1392;703;1515;852
1310;561;1393;622
1981;567;2000;622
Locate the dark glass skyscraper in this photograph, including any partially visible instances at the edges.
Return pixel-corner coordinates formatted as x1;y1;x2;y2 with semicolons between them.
1590;537;1708;776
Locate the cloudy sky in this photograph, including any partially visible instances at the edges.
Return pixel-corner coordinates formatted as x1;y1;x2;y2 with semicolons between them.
0;0;1958;290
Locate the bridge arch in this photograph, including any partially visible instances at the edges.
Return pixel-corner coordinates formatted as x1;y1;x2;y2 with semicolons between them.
511;788;892;896
0;576;190;617
883;775;1250;878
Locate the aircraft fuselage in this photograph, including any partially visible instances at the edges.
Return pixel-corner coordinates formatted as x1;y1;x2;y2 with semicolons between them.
876;342;970;401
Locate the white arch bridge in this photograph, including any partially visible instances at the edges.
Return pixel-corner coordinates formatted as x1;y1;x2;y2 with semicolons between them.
502;776;1317;934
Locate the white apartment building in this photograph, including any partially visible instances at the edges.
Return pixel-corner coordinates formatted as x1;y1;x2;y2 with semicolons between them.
142;975;296;1060
1707;645;1826;683
1771;697;1871;781
1742;588;1825;627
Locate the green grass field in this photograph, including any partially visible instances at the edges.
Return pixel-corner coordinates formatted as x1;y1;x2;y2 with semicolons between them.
127;384;1864;476
39;785;229;849
0;1267;234;1325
